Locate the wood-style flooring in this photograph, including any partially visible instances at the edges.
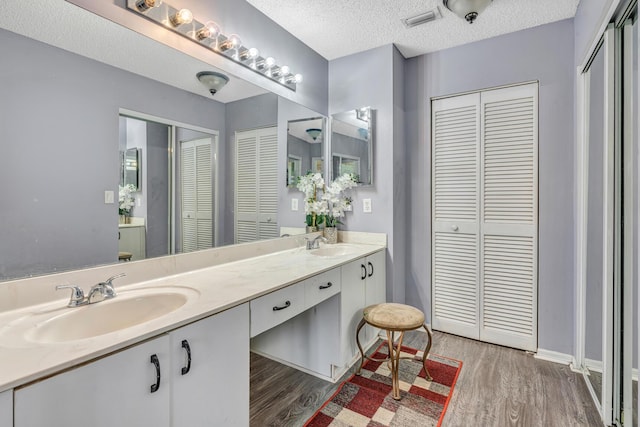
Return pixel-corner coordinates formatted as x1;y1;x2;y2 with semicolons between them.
249;331;602;426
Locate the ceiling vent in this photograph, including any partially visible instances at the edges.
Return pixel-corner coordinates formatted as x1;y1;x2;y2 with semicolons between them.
401;8;442;28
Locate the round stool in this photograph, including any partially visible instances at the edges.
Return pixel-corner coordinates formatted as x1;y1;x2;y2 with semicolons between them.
355;303;433;400
118;251;133;261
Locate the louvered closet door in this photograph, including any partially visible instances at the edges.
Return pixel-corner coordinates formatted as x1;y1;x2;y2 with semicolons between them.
235;127;278;243
480;84;537;351
181;138;214;253
431;93;481;340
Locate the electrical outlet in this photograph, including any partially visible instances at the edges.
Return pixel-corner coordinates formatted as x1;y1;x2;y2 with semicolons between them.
104;190;114;204
363;198;372;213
291;198;299;211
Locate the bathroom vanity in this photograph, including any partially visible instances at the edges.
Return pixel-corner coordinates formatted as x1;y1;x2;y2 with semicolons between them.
0;232;386;426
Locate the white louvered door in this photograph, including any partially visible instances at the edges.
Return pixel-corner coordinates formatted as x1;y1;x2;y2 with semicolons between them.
431;93;481;339
480;84;537;351
431;83;538;351
181;138;213;253
235;127;278;243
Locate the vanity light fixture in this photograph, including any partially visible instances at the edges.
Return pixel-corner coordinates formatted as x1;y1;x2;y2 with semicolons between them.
196;71;229;96
306;128;322;142
127;0;302;91
135;0;162;12
443;0;492;24
169;8;193;27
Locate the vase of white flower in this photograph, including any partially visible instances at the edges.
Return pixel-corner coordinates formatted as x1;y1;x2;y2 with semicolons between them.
296;172;325;230
320;173;358;243
119;184;136;223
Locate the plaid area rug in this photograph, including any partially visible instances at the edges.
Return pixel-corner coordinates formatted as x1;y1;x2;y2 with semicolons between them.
304;344;462;427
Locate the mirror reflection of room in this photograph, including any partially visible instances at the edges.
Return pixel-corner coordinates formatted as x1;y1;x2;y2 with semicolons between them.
286;117;325;187
331;107;372;185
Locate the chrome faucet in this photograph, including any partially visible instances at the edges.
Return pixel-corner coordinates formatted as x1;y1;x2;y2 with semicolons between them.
56;273;125;307
305;235;327;250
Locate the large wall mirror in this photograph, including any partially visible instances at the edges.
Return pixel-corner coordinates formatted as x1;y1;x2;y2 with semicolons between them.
330;107;373;185
0;6;323;282
286;117;326;186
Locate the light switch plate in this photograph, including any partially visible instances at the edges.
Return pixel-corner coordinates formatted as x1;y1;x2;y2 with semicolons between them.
104;190;114;204
363;198;372;213
291;198;299;211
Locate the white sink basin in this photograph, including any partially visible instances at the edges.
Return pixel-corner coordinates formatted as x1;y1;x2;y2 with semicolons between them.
22;287;199;344
309;244;359;258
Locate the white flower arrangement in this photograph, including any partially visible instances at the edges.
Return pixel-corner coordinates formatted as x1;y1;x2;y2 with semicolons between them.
321;173;358;227
296;172;325;227
119;184;136;216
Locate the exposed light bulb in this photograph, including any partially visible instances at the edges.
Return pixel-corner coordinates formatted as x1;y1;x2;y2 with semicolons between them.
280;65;290;75
239;47;260;61
265;57;276;68
195;21;219;41
294;74;303;83
169;8;193;27
218;34;242;52
135;0;162;12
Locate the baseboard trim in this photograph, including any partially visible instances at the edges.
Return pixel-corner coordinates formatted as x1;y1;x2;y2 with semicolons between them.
534;348;575;366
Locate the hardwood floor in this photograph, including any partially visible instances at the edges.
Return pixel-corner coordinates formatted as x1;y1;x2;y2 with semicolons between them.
249;331;602;426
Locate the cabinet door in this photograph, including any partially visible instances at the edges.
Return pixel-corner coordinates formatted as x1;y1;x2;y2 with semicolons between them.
118;226;146;260
0;390;11;427
171;303;249;427
15;335;170;427
340;259;366;366
364;251;387;344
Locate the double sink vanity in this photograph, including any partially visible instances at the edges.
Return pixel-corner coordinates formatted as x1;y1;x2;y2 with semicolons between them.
0;232;386;426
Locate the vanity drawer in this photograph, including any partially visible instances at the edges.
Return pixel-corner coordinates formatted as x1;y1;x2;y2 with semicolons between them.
250;281;305;337
304;268;341;309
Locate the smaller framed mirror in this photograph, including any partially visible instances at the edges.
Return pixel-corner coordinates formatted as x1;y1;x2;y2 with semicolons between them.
330;107;373;185
286;116;326;187
123;147;141;190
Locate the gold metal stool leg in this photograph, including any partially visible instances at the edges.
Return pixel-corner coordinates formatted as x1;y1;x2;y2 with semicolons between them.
387;329;405;400
421;324;433;381
355;317;367;375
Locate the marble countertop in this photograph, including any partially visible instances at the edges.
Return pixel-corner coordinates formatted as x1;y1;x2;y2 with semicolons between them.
0;241;385;392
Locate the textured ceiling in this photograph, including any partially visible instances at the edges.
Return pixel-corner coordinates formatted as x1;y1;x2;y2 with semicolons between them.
247;0;580;60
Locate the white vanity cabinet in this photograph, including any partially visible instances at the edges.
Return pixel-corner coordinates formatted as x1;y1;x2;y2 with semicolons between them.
0;389;12;427
170;303;249;426
14;303;249;427
118;224;146;261
339;250;386;367
15;335;171;427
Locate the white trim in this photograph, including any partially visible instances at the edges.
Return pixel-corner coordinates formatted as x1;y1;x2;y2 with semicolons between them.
575;64;589;370
578;0;621;72
586;357;604;373
119;108;220;137
601;26;616;425
534;349;575;366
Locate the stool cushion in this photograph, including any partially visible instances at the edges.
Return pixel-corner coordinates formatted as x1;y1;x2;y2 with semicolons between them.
363;303;425;330
118;251;133;261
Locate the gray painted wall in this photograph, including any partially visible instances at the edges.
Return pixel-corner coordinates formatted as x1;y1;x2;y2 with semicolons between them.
330;134;369;181
328;45;402;303
145;121;171;258
404;19;576;354
0;28;225;280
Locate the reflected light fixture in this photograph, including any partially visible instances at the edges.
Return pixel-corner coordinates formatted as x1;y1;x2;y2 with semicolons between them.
443;0;492;23
306;128;322;142
197;71;229;96
401;8;441;28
